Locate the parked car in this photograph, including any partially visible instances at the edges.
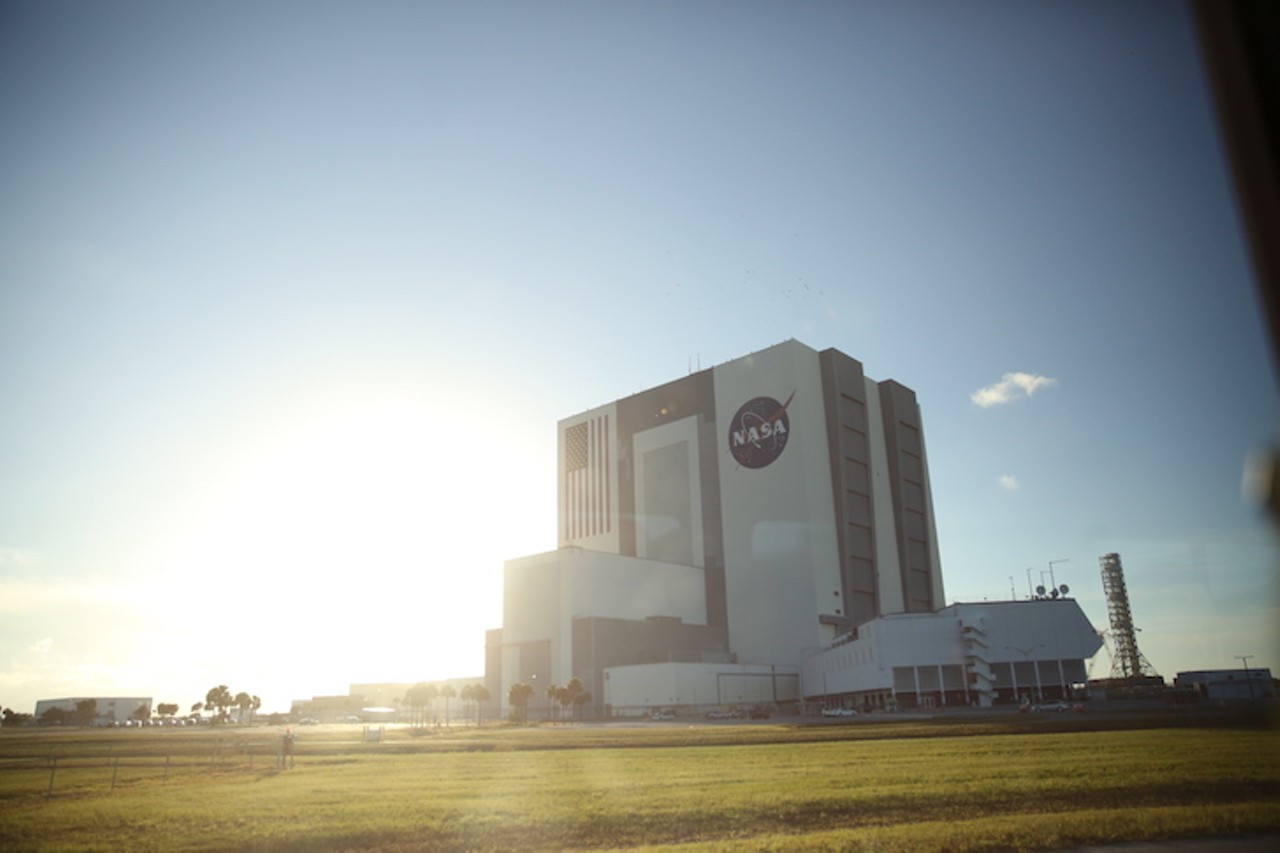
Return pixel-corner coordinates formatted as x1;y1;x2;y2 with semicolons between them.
1033;701;1069;712
822;707;858;717
649;710;675;721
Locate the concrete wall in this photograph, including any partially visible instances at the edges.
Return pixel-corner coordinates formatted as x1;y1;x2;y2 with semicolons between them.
603;661;800;713
499;548;708;715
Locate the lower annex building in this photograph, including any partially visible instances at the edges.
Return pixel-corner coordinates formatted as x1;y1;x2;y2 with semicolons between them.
486;340;1101;716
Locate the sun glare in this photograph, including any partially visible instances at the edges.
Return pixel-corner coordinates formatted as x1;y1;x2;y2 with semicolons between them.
160;395;552;702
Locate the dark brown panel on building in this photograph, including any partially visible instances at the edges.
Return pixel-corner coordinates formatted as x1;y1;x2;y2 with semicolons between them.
820;348;877;627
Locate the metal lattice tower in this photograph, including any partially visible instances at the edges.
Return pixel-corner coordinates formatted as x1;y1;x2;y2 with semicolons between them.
1098;553;1157;680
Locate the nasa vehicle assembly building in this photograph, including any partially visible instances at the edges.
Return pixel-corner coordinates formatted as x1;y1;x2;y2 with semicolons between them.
487;340;1101;715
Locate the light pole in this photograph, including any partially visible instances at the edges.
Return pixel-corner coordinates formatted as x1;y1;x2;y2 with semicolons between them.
1235;655;1256;699
1049;558;1069;591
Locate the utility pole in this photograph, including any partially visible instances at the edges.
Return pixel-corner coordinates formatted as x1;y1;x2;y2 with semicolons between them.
1236;655;1255;698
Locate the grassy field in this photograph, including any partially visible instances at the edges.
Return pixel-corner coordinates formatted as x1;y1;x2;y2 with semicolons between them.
1;710;1277;851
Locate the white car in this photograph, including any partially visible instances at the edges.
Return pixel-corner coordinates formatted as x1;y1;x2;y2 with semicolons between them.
822;707;858;717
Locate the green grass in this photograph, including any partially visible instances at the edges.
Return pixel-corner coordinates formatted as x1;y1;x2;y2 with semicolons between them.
1;713;1277;851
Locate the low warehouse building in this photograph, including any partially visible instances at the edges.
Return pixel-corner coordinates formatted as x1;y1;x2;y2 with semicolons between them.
34;696;151;725
802;599;1102;709
1174;668;1275;700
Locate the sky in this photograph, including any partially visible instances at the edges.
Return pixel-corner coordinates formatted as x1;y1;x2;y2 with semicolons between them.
2;0;1276;715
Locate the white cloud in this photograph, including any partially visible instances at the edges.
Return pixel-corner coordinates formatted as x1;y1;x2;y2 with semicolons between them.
970;372;1058;407
998;474;1020;491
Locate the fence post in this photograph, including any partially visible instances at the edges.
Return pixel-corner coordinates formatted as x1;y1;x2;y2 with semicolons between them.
46;756;57;797
111;754;120;790
164;754;171;780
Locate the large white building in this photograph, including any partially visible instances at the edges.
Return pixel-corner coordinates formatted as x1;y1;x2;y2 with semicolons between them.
488;340;1101;715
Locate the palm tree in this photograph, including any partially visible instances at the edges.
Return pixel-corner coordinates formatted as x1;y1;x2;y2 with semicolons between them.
74;698;99;726
461;684;491;726
563;678;588;720
206;685;233;722
234;692;253;724
508;682;534;724
458;686;481;722
460;685;475;725
251;695;262;723
471;684;491;725
424;683;440;725
439;684;456;726
546;684;563;723
572;690;593;720
406;683;433;728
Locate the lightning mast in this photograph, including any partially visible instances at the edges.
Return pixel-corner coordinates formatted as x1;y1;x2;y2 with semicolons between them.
1098;553;1158;681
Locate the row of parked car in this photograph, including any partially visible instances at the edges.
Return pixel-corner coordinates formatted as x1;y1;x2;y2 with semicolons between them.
107;717;201;727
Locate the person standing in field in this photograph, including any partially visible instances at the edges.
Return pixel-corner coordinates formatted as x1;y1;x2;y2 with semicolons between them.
279;727;295;769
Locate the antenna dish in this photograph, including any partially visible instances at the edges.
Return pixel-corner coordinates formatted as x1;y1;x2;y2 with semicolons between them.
1059;584;1070;595
1035;584;1046;596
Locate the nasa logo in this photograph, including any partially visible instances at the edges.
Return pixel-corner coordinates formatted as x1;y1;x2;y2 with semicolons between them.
728;392;794;469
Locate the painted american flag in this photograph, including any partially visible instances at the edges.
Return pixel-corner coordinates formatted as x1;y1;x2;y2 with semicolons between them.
564;414;611;541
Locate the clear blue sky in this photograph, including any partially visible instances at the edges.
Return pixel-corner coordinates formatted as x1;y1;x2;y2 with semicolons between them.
2;0;1276;714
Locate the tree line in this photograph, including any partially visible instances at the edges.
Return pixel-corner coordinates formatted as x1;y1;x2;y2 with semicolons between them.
197;685;262;723
401;682;490;727
506;677;591;723
2;685;265;727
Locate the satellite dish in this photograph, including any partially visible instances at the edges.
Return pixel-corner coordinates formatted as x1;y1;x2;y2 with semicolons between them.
1035;585;1046;596
1059;584;1070;595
